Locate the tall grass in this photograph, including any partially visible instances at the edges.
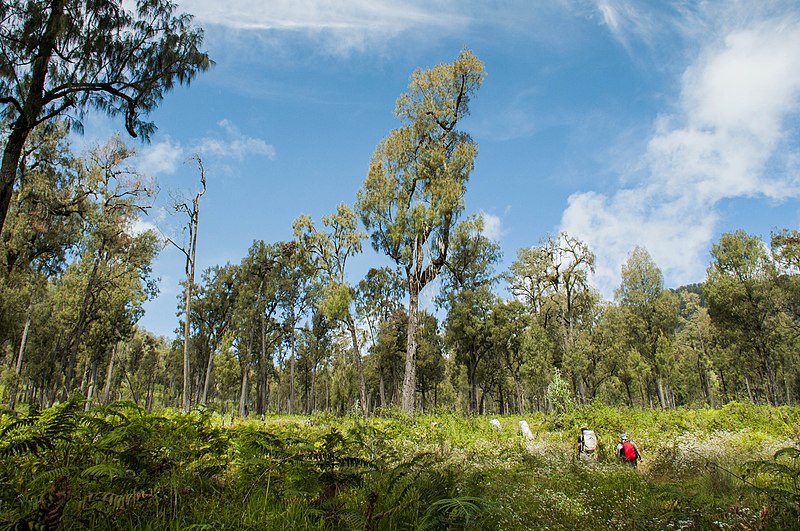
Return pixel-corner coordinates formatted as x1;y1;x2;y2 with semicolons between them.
1;401;797;529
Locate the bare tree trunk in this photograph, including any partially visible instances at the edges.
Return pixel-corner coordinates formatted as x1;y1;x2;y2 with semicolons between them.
656;377;667;409
85;360;98;409
289;308;296;415
745;376;754;402
239;365;249;417
378;360;387;408
101;343;117;405
347;315;368;418
174;158;205;412
8;309;31;410
202;344;214;404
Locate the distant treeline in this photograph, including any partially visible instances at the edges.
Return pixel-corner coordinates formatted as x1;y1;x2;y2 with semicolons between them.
1;122;798;415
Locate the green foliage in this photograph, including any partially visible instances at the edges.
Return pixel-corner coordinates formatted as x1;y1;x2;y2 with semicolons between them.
2;399;799;529
547;368;575;415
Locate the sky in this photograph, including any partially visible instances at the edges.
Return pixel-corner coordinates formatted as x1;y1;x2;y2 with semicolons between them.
81;1;800;338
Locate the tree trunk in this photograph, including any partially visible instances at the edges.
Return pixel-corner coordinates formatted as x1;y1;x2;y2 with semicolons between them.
378;359;387;408
401;283;419;413
468;357;478;413
289;308;296;415
656;377;667;409
202;342;214;404
101;343;117;405
182;280;193;411
8;309;31;410
347;315;368;418
256;317;266;415
239;364;249;417
64;251;103;399
85;360;98;409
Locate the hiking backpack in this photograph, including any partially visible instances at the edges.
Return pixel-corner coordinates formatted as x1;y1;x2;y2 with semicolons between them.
622;441;636;460
582;430;597;453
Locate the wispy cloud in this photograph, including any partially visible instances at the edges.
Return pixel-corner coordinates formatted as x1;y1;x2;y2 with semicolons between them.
187;0;470;55
195;119;276;160
561;11;800;296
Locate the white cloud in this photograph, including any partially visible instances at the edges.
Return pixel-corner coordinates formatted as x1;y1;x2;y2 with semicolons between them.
127;218;159;237
479;211;503;242
561;13;800;297
135;137;185;176
195;119;276;160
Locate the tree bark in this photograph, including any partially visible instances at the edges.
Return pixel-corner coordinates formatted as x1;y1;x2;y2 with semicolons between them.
347;314;368;418
8;308;31;410
101;343;117;405
401;283;419;413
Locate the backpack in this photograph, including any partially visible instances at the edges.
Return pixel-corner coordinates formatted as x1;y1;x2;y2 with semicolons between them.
622;441;636;460
582;430;597;453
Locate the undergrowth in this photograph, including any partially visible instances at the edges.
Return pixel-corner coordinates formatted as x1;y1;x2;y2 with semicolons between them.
0;400;798;529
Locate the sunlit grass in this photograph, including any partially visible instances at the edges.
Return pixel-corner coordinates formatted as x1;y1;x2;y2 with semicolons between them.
1;400;798;529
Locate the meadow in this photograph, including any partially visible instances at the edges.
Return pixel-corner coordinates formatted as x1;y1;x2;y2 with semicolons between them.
1;398;798;530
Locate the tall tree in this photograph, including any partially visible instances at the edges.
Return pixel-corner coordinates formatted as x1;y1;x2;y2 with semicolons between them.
357;50;485;412
705;230;787;405
505;232;596;393
166;157;205;411
194;263;237;404
58;136;158;398
615;246;679;408
294;203;368;416
355;267;404;408
0;0;211;234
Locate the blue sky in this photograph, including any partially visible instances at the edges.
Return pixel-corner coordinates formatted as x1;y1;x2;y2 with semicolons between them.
86;1;800;337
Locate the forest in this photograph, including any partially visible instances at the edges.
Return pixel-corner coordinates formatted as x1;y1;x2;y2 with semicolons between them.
1;50;798;418
0;1;799;529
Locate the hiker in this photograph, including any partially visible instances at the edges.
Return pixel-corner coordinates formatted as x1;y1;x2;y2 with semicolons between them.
616;433;640;466
519;420;534;441
576;426;597;459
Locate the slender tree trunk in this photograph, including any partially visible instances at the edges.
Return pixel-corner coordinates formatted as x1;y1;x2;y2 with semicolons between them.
257;317;266;415
202;341;214;404
239;364;249;417
101;343;117;405
85;360;98;409
378;359;387;408
8;309;32;410
239;333;252;416
347;315;368;418
180;161;205;412
182;280;193;411
311;361;317;413
656;377;667;409
289;309;296;415
745;376;754;402
468;357;478;413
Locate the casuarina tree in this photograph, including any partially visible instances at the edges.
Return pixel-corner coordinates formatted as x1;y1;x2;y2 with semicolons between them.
356;50;484;413
0;0;212;235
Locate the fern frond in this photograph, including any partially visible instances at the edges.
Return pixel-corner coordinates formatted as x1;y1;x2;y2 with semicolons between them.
1;415;39;437
81;463;129;481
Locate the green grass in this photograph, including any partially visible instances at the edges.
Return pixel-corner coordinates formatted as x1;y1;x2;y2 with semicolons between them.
1;399;798;529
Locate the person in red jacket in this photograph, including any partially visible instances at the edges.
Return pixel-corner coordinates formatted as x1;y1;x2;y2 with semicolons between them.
616;433;640;467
